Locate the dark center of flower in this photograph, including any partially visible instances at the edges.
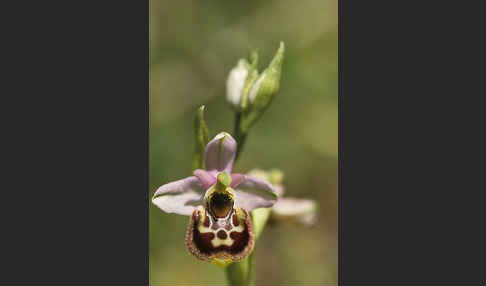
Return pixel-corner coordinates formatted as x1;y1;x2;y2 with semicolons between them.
209;192;233;218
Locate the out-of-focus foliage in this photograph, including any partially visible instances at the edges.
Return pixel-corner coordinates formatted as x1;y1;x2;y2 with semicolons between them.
150;0;337;285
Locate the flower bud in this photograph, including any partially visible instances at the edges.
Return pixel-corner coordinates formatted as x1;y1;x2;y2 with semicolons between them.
225;59;250;110
247;168;285;196
248;41;284;106
239;42;285;133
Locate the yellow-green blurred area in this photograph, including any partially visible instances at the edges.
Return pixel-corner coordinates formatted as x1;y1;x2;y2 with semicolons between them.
150;0;337;285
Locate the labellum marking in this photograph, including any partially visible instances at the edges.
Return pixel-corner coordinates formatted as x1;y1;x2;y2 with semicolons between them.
186;207;254;262
197;208;245;248
217;230;227;239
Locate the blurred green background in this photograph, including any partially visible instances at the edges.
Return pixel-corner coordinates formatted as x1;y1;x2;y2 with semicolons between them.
150;0;337;285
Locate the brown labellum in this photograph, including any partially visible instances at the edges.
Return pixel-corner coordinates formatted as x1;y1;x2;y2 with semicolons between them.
185;207;254;262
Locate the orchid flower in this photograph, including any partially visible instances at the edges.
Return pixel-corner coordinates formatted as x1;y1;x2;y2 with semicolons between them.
247;169;317;227
152;132;277;266
271;193;317;226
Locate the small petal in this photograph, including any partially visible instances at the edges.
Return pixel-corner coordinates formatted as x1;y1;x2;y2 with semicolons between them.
233;175;278;211
246;169;285;196
274;185;285;197
194;169;216;189
216;172;232;188
230;173;245;188
205;132;237;173
152;176;205;216
226;59;250;110
271;198;317;226
245;169;268;181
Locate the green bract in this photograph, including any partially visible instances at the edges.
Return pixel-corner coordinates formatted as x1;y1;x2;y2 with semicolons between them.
193;105;210;170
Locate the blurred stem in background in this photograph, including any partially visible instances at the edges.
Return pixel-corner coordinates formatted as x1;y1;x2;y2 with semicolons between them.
234;112;247;161
225;256;250;286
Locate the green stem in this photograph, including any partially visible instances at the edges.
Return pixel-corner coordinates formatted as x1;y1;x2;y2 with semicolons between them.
225;259;249;286
246;253;255;286
234;112;248;162
224;255;254;286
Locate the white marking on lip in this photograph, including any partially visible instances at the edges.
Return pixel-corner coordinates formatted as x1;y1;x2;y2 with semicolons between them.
210;230;234;247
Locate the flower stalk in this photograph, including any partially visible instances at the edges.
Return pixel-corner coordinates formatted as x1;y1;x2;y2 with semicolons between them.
225;256;250;286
